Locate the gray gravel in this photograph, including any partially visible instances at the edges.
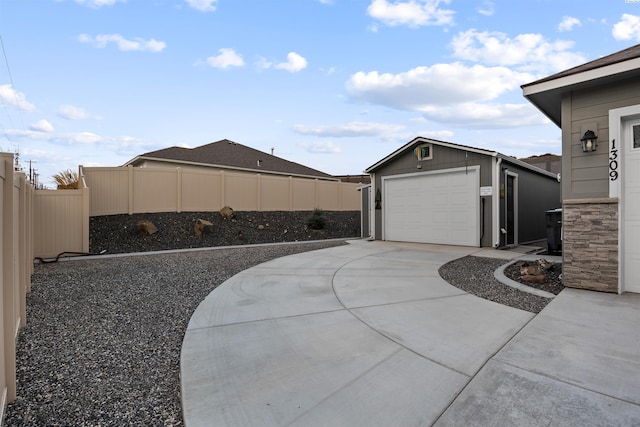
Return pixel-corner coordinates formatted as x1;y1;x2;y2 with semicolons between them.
5;244;549;426
439;256;552;314
4;241;348;426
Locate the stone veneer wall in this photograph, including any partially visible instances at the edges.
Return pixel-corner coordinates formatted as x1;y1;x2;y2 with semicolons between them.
562;198;619;293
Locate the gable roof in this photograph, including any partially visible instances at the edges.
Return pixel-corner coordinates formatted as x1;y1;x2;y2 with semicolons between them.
365;136;557;178
519;153;561;175
124;139;335;180
522;43;640;127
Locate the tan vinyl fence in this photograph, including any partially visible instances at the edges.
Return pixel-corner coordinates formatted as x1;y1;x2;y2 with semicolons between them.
33;184;90;260
82;166;362;216
1;153;34;419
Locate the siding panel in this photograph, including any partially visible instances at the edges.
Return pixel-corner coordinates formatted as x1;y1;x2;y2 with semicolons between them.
565;76;640;199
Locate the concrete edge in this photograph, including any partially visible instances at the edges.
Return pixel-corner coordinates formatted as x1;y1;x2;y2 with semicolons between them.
494;260;556;299
34;237;361;263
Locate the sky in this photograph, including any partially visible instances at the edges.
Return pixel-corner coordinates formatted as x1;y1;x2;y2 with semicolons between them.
1;0;640;188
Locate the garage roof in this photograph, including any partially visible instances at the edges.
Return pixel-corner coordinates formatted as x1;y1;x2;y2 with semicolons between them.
365;137;558;178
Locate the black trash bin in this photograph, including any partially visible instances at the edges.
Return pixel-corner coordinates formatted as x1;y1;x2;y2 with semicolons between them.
546;208;562;255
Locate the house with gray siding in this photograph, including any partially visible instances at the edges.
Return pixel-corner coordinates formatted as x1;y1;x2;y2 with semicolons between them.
522;42;640;294
364;137;560;248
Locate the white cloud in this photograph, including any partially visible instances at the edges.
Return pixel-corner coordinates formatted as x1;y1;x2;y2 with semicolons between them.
71;132;102;145
450;29;585;73
78;34;166;52
0;84;36;111
292;122;405;137
367;0;454;28
420;129;455;140
612;14;640;41
206;48;245;69
298;141;342;154
346;63;532;110
476;1;494;17
419;102;549;128
30;120;54;133
58;104;88;120
74;0;122;7
185;0;218;12
345;63;548;128
275;52;308;73
558;16;581;32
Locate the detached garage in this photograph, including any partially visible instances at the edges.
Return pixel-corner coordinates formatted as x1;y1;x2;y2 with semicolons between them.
365;138;561;248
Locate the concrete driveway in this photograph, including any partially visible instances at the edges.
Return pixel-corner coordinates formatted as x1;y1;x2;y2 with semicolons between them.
180;240;640;426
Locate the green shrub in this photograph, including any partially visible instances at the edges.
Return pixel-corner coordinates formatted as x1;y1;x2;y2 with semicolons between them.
306;208;327;230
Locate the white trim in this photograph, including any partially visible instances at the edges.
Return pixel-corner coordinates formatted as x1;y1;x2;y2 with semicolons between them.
381;166;480;245
370;172;377;240
523;57;640;96
365;137;557;179
366;137;497;172
609;104;640;294
608;106;640;199
493;158;502;247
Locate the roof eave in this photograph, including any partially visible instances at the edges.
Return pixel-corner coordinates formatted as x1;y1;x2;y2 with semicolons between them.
365;137;498;173
522;56;640;128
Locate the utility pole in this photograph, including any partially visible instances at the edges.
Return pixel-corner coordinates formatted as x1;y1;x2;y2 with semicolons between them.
28;159;38;183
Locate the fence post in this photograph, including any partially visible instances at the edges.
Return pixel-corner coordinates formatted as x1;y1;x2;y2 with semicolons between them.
288;176;293;211
220;170;225;208
17;174;26;329
2;154;16;404
0;154;6;414
176;168;182;213
256;174;261;212
128;165;134;215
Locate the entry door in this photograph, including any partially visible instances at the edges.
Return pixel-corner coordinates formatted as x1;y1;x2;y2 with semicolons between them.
623;119;640;293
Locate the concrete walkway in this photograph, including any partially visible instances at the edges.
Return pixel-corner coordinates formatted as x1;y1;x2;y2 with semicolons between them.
180;240;640;426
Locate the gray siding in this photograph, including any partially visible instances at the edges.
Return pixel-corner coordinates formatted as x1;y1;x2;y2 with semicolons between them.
372;143;494;247
562;76;640;200
501;162;561;244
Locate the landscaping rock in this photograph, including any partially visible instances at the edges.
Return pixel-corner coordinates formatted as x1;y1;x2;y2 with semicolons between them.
136;220;158;236
90;211;360;254
194;219;213;238
219;206;235;220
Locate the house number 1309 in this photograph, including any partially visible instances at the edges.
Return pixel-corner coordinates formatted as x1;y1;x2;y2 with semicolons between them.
610;138;619;181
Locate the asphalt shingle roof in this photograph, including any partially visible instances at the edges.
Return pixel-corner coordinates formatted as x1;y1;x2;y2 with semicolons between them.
135;139;334;179
522;43;640;87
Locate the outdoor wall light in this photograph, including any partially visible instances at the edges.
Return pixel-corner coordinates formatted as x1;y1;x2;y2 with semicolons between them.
580;130;598;152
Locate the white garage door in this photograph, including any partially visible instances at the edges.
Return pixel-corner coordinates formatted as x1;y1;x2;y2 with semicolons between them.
383;167;479;246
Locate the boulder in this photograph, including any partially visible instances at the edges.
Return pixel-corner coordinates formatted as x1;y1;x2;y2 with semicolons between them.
520;265;542;276
136;220;158;236
220;206;235;220
521;274;547;284
194;219;213;238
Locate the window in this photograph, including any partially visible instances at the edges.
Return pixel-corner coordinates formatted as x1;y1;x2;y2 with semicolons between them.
634;124;640;149
414;144;433;161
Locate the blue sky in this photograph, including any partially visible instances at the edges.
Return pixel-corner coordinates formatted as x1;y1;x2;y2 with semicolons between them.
1;0;640;187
